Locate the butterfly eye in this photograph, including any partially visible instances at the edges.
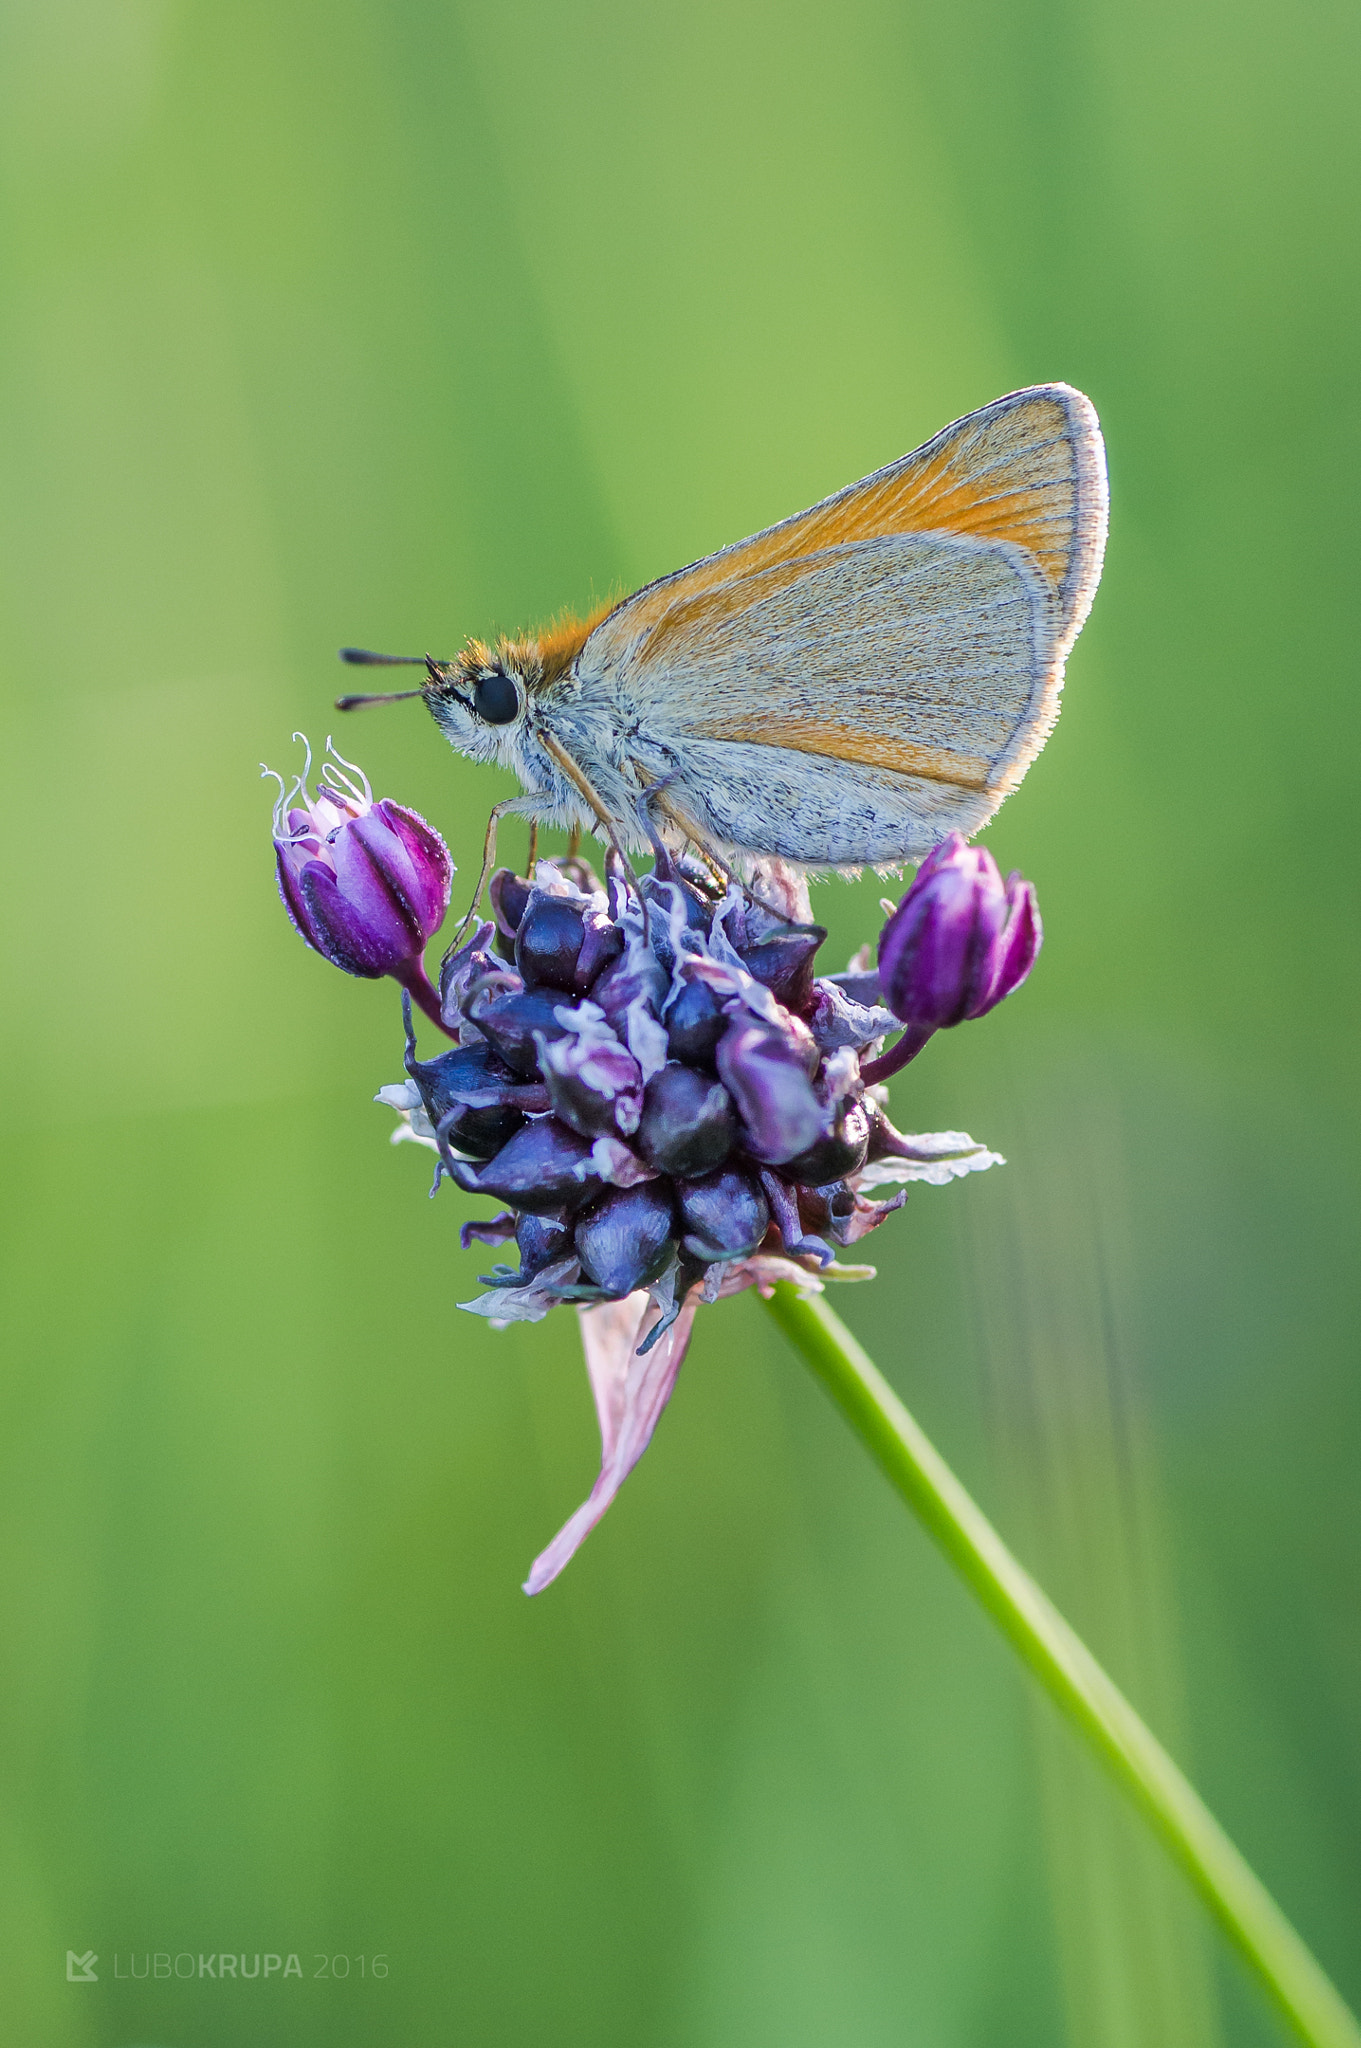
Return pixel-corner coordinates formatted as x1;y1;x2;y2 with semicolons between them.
474;670;520;726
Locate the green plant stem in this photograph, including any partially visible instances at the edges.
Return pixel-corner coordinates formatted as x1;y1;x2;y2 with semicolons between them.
761;1283;1361;2048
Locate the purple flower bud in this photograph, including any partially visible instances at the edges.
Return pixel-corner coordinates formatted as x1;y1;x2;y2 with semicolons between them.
536;1006;644;1140
676;1166;771;1264
864;833;1041;1084
267;738;452;1027
445;1116;603;1215
636;1062;738;1176
716;1013;824;1165
879;832;1041;1030
574;1182;677;1296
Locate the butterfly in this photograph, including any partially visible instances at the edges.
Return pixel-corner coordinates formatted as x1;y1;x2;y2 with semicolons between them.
338;383;1106;891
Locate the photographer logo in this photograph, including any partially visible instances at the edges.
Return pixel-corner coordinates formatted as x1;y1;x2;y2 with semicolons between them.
64;1947;387;1984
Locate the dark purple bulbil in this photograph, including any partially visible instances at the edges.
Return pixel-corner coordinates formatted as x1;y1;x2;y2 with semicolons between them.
785;1094;872;1186
403;1031;529;1161
515;1212;574;1275
637;1063;737;1176
444;1114;605;1215
715;1013;822;1164
663;975;728;1063
515;890;625;994
676;1166;770;1264
467;984;571;1076
488;868;533;955
575;1182;677;1296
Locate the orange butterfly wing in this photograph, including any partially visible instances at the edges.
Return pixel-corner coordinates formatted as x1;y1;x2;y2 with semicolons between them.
577;385;1106;810
591;383;1104;652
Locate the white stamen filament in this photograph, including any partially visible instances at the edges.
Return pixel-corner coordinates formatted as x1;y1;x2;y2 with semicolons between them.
321;736;373;810
259;763;288;838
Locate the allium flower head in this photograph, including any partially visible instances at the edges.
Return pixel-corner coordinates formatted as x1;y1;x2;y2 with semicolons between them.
379;845;1006;1592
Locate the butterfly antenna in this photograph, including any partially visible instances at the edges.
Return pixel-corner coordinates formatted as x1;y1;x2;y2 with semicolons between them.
339;648;428;666
335;647;447;713
335;687;426;711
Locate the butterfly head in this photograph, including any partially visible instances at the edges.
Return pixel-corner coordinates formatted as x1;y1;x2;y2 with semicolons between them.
424;642;531;763
427;604;615;760
337;603;613;766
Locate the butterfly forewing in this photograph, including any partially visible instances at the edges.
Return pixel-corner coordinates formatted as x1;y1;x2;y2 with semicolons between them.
571;385;1106;865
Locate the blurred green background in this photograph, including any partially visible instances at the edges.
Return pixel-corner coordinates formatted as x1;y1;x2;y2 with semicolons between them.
1;0;1358;2041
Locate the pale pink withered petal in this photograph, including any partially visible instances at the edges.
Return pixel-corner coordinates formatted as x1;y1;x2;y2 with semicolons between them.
522;1291;699;1595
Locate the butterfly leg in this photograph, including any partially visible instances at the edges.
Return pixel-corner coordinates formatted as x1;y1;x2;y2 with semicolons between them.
686;841;734;894
538;732;649;919
449;796;521;948
633;782;731;904
632;782;673;868
649;789;798;924
524;821;538;878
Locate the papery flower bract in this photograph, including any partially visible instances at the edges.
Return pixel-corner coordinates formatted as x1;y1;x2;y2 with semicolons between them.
864;832;1041;1082
265;736;452;1030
